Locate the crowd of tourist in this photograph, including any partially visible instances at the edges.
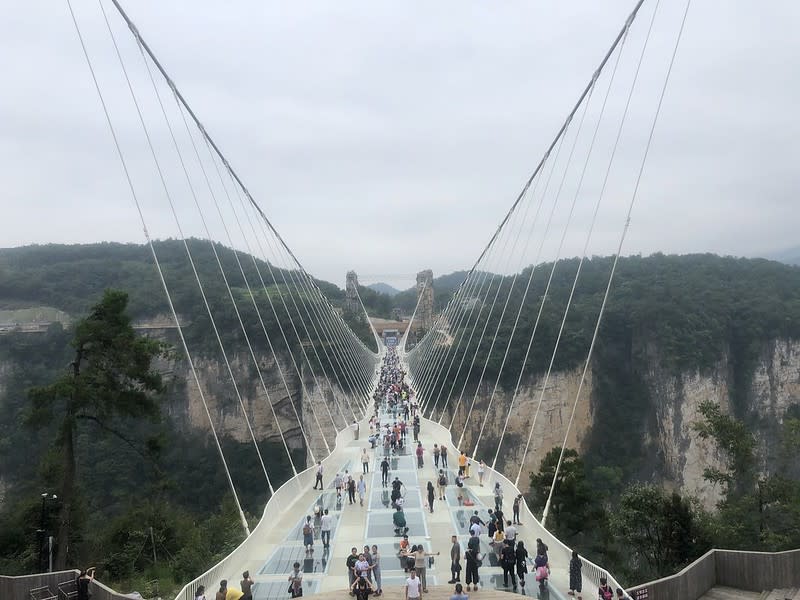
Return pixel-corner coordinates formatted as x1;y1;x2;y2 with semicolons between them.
194;347;632;600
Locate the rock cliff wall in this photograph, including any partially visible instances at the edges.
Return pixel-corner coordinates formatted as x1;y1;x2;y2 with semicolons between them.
446;339;800;508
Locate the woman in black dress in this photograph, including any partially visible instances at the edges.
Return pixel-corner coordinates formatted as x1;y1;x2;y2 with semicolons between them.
76;567;95;600
426;481;435;513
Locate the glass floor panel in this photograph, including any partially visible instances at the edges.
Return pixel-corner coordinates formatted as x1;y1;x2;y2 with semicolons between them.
259;545;334;575
369;487;422;509
252;579;320;600
366;510;426;538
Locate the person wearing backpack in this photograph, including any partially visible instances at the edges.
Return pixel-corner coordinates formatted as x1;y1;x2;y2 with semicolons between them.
437;469;448;500
597;578;613;600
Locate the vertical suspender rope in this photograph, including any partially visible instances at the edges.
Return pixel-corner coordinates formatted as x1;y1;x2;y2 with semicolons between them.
96;0;291;482
489;22;630;472
543;0;691;525
133;39;321;463
63;0;250;534
515;0;663;488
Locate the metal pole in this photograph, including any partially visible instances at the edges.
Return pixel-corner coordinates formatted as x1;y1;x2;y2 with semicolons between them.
48;536;54;573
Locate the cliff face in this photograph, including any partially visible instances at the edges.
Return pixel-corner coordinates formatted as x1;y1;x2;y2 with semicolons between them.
165;349;346;466
1;327;797;506
449;338;800;508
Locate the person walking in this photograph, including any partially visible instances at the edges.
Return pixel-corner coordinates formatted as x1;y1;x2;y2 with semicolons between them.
313;461;324;490
440;445;448;468
464;546;480;592
194;585;206;600
458;452;467;476
362;448;370;473
504;520;517;545
515;541;529;588
371;544;383;596
493;482;503;511
380;457;390;486
348;476;357;505
437;469;448;500
512;494;522;524
478;461;485;486
302;516;314;554
416;442;424;468
569;550;583;599
427;481;435;513
358;475;367;507
288;563;303;598
448;535;462;584
320;509;332;548
334;473;343;498
433;444;440;468
405;570;422;600
500;541;517;589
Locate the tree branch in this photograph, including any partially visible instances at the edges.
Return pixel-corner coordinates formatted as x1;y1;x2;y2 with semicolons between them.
75;414;164;478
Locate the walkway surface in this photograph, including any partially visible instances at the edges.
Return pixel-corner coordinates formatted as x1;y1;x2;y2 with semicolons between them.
220;405;567;600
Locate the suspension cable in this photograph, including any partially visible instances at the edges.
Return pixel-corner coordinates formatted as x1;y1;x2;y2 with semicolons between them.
63;0;250;533
543;0;692;524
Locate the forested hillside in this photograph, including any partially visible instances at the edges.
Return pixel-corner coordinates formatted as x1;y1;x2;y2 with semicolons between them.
2;244;800;590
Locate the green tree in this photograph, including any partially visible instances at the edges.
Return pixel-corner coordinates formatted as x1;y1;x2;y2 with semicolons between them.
611;484;710;581
529;447;605;538
27;290;167;568
693;401;800;550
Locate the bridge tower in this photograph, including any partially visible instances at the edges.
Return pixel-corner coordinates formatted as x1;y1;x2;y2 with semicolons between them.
345;270;360;312
416;269;434;329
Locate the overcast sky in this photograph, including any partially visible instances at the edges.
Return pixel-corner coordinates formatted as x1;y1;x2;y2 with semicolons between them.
1;1;798;290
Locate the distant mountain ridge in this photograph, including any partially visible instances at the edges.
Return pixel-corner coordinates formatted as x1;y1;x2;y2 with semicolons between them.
766;245;800;266
366;282;400;296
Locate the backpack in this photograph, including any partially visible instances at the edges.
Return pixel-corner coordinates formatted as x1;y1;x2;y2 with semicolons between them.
535;566;548;582
303;523;312;535
438;474;447;486
600;587;613;600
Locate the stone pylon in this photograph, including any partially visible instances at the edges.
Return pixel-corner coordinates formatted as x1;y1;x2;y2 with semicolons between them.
416;269;434;329
345;270;360;313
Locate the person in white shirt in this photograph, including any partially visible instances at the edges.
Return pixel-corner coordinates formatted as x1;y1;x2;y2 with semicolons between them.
320;509;333;548
405;569;422;600
354;555;371;578
469;521;482;538
313;461;324;490
504;521;517;543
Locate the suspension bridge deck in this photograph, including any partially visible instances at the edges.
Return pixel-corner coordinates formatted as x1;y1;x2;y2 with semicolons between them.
178;405;613;600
